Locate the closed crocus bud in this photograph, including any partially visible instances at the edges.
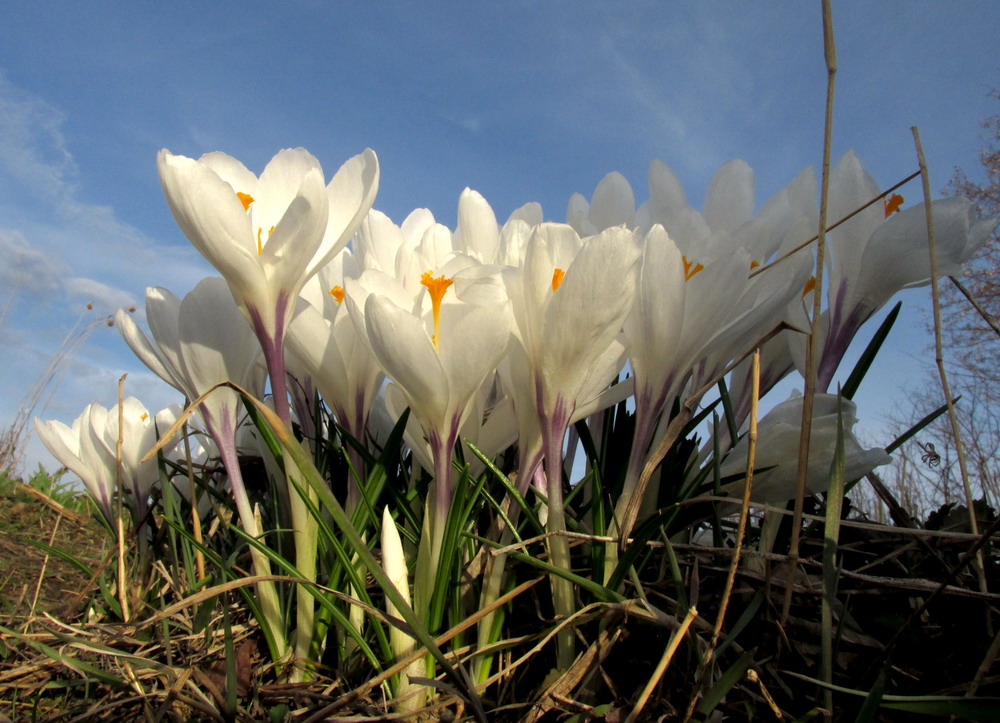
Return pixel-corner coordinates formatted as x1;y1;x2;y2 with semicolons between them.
718;393;890;504
381;506;424;713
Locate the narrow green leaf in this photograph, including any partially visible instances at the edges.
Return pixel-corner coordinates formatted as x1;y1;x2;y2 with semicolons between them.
842;301;901;400
238;394;487;722
695;649;755;716
786;672;1000;719
885;398;957;454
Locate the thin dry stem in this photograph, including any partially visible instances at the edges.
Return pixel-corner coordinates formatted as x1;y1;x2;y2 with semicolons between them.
683;349;761;721
949;274;1000;339
784;0;836;626
912;126;990;601
23;509;64;630
115;374;130;622
627;606;697;723
180;417;206;581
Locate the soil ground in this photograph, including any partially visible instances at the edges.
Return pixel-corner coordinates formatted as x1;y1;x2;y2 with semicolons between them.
0;483;107;620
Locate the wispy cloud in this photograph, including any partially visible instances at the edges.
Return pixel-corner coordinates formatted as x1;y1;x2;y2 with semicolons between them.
0;71;210;475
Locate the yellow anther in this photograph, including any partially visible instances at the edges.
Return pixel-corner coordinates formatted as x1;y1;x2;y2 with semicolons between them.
140;412;149;422
802;276;816;298
421;271;454;349
329;285;345;304
551;268;566;292
682;255;704;281
750;260;760;269
236;192;255;211
256;225;275;255
883;193;904;218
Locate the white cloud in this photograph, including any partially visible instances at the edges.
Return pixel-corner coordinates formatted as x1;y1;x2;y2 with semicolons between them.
64;277;138;314
0;72;212;477
0;71;75;203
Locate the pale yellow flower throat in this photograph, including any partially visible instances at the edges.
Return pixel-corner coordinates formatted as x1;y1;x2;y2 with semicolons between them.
236;192;273;255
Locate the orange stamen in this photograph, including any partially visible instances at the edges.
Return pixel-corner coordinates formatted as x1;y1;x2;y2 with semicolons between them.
421;271;455;348
329;285;345;304
551;268;566;292
802;276;816;298
237;192;255;211
140;412;149;422
883;193;904;218
682;255;704;281
256;225;275;255
750;260;760;269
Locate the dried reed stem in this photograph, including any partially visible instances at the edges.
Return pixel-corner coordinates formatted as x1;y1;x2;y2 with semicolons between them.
627;606;698;723
783;0;836;625
115;374;130;622
949;274;1000;339
23;509;64;631
912;126;989;600
683;349;761;722
180;417;206;581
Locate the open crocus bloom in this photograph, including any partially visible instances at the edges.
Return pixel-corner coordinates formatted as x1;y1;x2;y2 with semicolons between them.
817;151;997;390
356;263;512;539
36;404;118;520
717;393;890;504
117;278;265;438
289;253;383;442
35;398;159;522
157;147;378;421
504;223;639;423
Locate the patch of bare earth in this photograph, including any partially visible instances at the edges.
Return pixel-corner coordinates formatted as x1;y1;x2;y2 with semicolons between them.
0;487;108;620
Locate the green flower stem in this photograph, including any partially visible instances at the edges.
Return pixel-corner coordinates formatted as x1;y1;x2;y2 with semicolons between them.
542;416;575;672
241;390;487;721
214;431;288;666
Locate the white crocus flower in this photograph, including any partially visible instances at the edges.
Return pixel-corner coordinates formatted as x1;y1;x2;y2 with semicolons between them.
36;398;158;524
637;159;755;261
817;152;997;390
117;279;288;662
357;262;511;595
157;147;377;427
159;148;378;677
566;171;637;235
717;393;890;504
36;404;118;521
502;222;639;670
287;255;386;513
117;278;265;440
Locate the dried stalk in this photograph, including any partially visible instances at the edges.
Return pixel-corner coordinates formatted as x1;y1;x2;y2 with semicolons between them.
783;0;836;625
949;274;1000;339
912;126;990;600
116;374;130;622
683;349;761;721
627;606;698;723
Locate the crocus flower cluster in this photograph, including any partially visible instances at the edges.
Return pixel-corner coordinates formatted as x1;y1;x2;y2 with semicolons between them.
35;146;995;683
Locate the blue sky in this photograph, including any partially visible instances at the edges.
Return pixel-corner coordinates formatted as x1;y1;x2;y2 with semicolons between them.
2;2;998;475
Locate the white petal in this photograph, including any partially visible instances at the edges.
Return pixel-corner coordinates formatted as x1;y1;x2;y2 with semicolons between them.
704;159;754;235
157;150;263;300
456;188;499;262
588;172;635;231
312;148;380;278
365;294;450;433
